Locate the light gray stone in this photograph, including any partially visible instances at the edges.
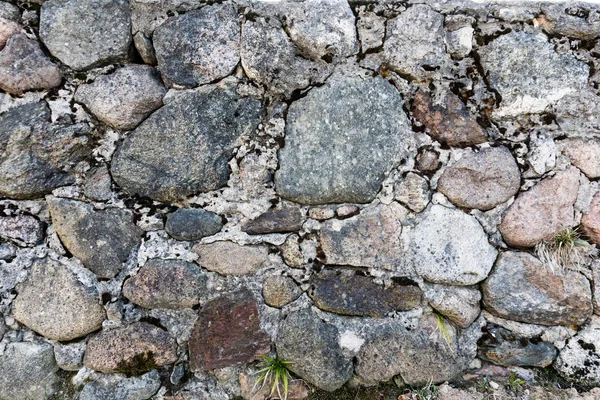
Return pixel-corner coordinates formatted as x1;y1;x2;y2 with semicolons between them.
130;0;204;37
79;370;161;400
0;214;44;246
153;4;240;88
357;11;385;52
83;165;112;202
394;172;431;213
40;0;132;70
262;275;301;308
165;208;223;241
423;283;481;328
54;341;86;371
0;241;16;260
445;25;473;59
12;258;106;341
276;76;413;204
192;241;269;275
555;316;600;383
75;65;166;130
111;86;261;202
0;2;19;21
538;5;600;40
132;32;156;65
412;205;497;285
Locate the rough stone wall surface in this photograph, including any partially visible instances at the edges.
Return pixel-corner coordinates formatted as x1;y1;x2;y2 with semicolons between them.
1;0;600;399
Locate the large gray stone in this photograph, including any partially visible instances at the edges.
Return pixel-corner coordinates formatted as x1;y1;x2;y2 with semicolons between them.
13;259;105;340
0;101;91;199
276;310;353;392
437;147;521;211
47;197;143;279
165;208;223;241
79;370;161;400
0;342;59;400
480;31;589;118
111;86;262;202
40;0;132;70
153;4;240;88
276;76;413;204
555;316;600;384
482;251;592;326
75;65;166;130
411;205;497;285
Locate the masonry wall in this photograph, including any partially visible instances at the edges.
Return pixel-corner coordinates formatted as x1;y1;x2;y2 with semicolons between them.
1;0;600;399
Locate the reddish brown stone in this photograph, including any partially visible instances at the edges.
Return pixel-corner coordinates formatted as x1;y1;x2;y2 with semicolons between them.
582;191;600;245
411;88;487;147
189;289;271;371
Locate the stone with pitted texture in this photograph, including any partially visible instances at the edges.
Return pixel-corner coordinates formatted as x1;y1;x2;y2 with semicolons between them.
192;241;270;276
165;208;223;241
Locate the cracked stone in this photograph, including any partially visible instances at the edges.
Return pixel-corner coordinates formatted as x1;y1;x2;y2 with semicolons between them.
262;275;302;308
0;214;44;246
394;172;431;213
242;208;305;235
165;208;223;241
192;241;269;275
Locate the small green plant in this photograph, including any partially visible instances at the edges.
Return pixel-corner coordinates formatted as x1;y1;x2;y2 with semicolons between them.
507;372;525;392
254;355;293;400
411;379;439;400
535;227;593;274
429;310;453;347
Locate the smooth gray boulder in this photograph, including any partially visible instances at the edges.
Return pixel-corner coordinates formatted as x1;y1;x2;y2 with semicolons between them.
165;208;223;241
79;370;161;400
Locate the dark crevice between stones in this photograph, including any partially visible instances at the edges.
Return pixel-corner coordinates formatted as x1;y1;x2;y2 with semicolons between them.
116;351;158;377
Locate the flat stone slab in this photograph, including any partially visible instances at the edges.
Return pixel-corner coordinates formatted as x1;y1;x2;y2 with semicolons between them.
192;241;269;275
242;208;305;235
165;208;223;241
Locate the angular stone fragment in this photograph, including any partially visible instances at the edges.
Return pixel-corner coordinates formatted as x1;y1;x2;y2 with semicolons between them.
411;87;487;147
75;65;166;130
320;203;406;271
84;322;178;373
276;310;353;392
423;283;481;328
538;5;600;40
0;101;91;199
554;316;600;383
190;289;270;371
308;207;335;221
0;34;62;94
582;192;600;246
437;147;521;210
0;214;44;245
47;197;143;278
111;86;261;202
482;251;592;326
262;275;301;308
383;5;451;81
192;241;269;275
123;259;207;309
445;26;474;59
276;76;413;204
478;325;557;367
165;208;223;241
54;341;86;371
309;271;422;317
132;32;156;65
357;11;385;52
83;165;112;202
480;31;589;118
412;205;497;285
0;342;59;400
394;172;430;213
130;0;204;38
562;138;600;179
153;4;240;88
40;0;132;70
499;167;580;248
416;148;440;172
0;17;20;50
242;208;305;235
12;259;105;340
79;370;161;400
278;234;305;269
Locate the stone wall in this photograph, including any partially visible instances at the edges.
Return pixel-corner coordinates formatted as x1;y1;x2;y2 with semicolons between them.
1;0;600;399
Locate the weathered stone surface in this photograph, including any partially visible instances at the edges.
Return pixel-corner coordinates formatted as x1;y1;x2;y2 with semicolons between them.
478;325;557;367
40;0;132;70
278;234;305;269
0;214;44;245
308;207;335;221
242;208;305;235
79;370;161;400
84;322;177;373
75;65;166;130
54;341;86;371
319;203;406;271
416;148;440;172
482;251;592;326
153;4;239;88
0;101;90;199
276;310;353;392
411;87;487;147
13;259;105;340
445;25;474;59
309;271;422;317
192;241;269;275
357;11;385;52
555;316;600;383
336;204;360;219
276;76;413;204
132;32;156;65
394;172;430;213
190;289;270;371
0;34;62;94
538;5;600;40
562;139;600;179
165;208;223;241
130;0;204;38
83;165;112;202
383;5;451;81
285;0;358;60
111;86;261;202
437;147;521;210
262;275;302;308
0;17;20;50
123;259;207;309
423;283;481;328
0;342;59;399
47;197;143;279
0;241;15;260
499;167;580;248
480;31;589;118
582;192;600;246
411;205;497;285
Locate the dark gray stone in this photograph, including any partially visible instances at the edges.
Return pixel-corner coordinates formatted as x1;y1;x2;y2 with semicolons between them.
40;0;132;70
275;75;413;204
0;214;44;245
153;4;240;88
111;86;262;202
0;101;91;199
165;208;223;241
47;196;143;279
276;310;353;392
83;165;113;202
242;208;305;235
